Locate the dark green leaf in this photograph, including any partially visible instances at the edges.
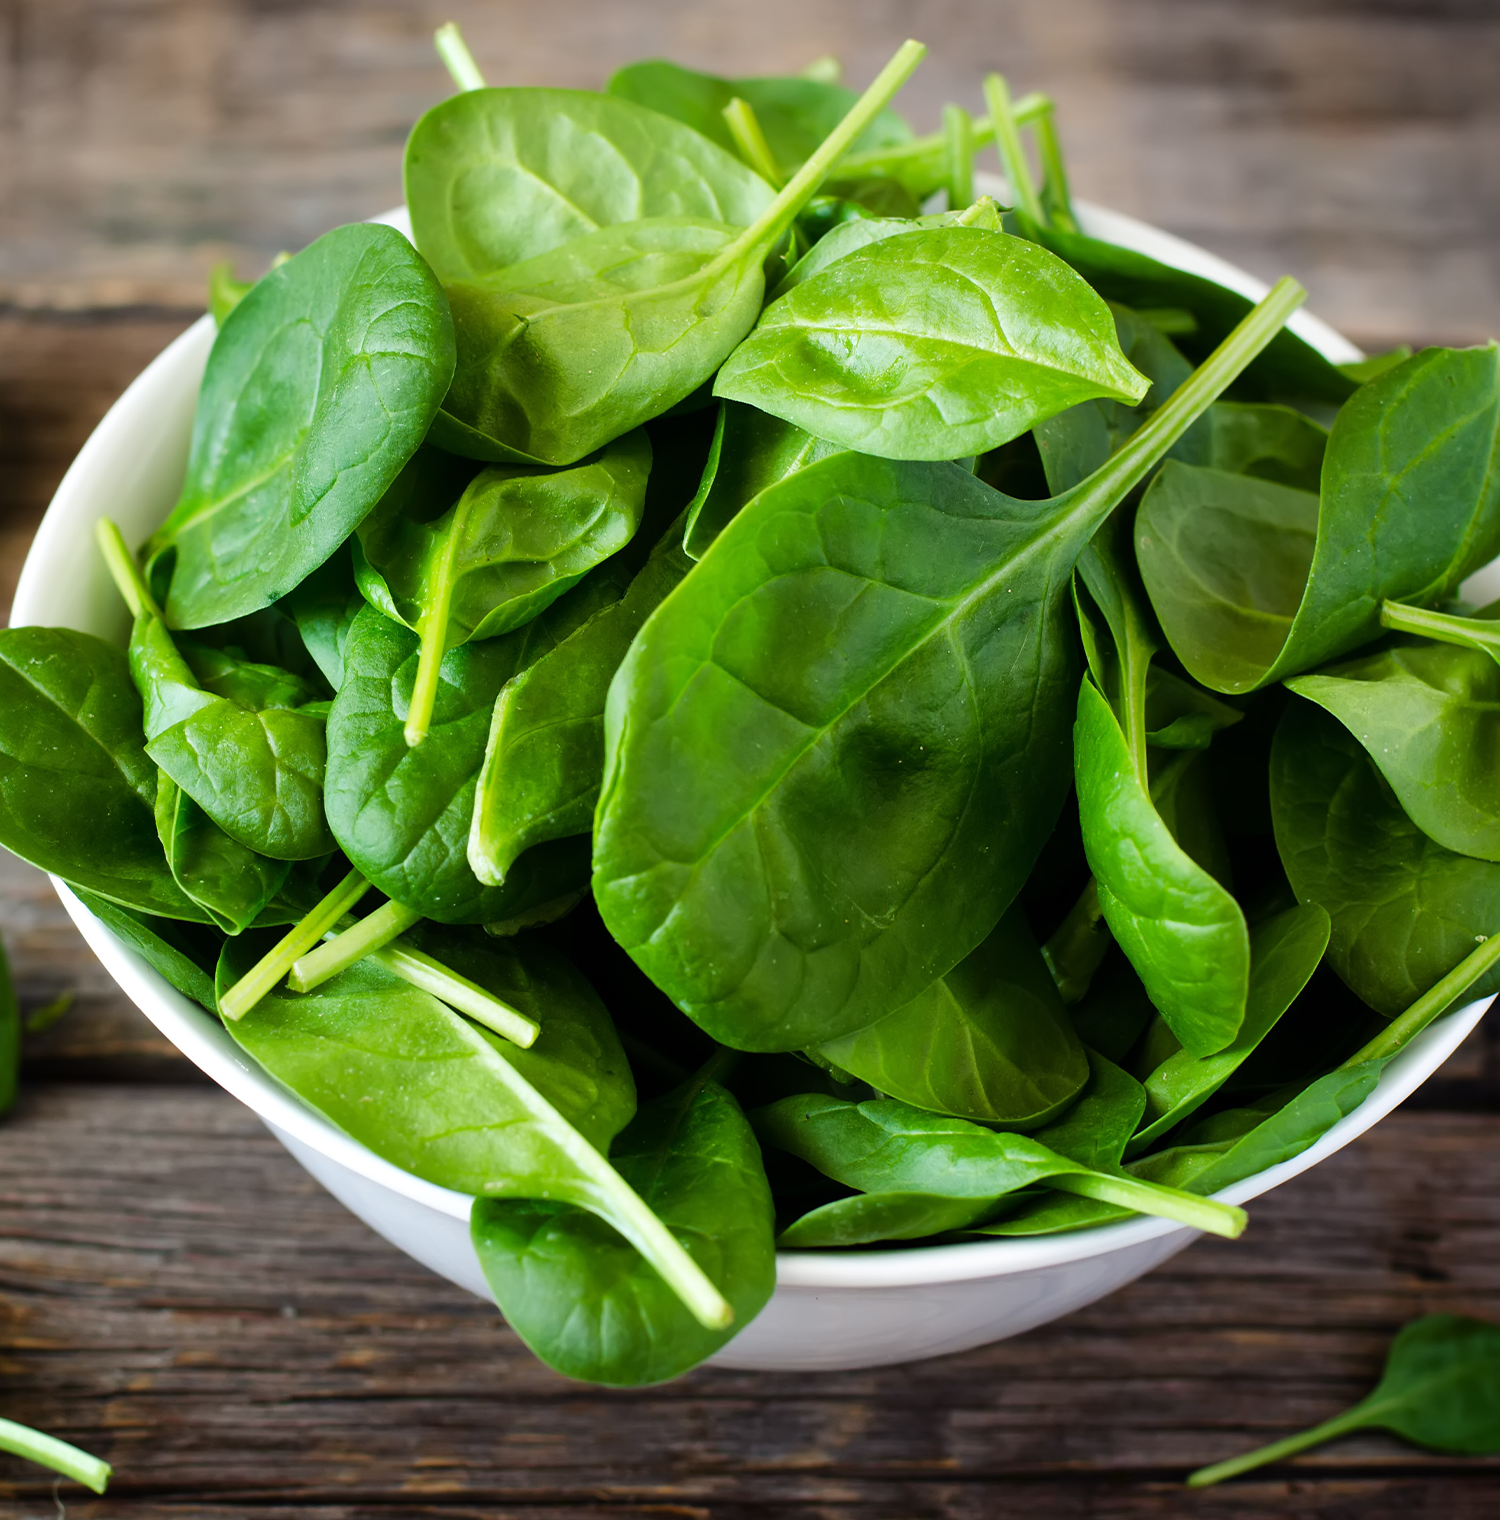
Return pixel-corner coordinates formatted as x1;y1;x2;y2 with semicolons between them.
70;887;221;1011
777;1190;999;1248
280;545;368;690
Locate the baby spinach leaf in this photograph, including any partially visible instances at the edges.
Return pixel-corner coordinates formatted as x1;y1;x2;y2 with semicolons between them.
146;223;456;628
356;430;651;745
715;227;1150;461
814;903;1088;1125
215;935;731;1330
1143;668;1243;750
1137;346;1500;693
777;1190;1000;1248
1288;641;1500;862
1270;698;1500;1015
0;628;204;920
605;60;913;182
154;773;290;934
472;1069;774;1384
326;604;599;922
753;1093;1246;1236
594;281;1304;1052
469;518;693;887
72;887;221;1012
408;49;923;465
1189;1315;1500;1486
1126;903;1330;1154
280;545;367;690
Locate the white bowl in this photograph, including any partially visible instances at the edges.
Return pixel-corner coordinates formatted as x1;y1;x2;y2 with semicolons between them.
12;188;1490;1374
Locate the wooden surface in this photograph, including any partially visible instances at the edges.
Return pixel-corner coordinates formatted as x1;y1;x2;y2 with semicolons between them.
3;1;1500;1513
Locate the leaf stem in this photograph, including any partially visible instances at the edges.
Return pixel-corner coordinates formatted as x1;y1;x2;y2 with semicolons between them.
983;73;1045;224
710;39;927;271
832;90;1046;181
1032;96;1079;233
434;22;487;92
1381;599;1500;663
0;1416;111;1494
723;97;784;187
942;104;974;209
1187;1404;1374;1486
1050;1171;1247;1238
290;899;423;993
1342;928;1500;1067
218;868;369;1021
96;517;161;621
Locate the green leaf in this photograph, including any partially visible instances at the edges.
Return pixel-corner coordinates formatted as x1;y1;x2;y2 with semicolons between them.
356;430;650;744
777;1190;1000;1248
1189;1315;1500;1485
469;517;693;887
0;628;205;920
1270;698;1500;1015
70;887;221;1011
1288;641;1500;862
1137;346;1500;693
325;603;598;922
715;227;1150;461
280;545;366;690
814;903;1088;1125
593;281;1305;1052
146;223;456;628
1143;668;1243;750
472;1071;774;1384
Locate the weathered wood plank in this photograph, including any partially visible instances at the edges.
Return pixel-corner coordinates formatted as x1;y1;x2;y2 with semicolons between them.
1;1087;1498;1514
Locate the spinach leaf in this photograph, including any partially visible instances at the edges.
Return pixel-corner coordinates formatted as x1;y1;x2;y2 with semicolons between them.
356;430;650;745
1189;1315;1500;1485
280;545;367;690
145;223;456;628
1137;346;1500;693
715;227;1150;461
326;603;599;922
214;935;731;1330
407;49;923;465
469;517;693;886
778;1190;1001;1248
605;60;913;181
70;887;221;1011
0;627;204;920
594;281;1304;1052
1270;698;1500;1015
754;1093;1245;1236
1143;668;1243;750
1288;641;1500;862
472;1068;774;1385
814;903;1088;1125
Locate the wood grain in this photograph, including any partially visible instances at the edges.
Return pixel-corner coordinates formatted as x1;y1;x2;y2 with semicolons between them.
1;1087;1498;1517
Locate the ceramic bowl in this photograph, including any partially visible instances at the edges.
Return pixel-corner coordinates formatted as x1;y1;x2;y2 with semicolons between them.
13;189;1492;1373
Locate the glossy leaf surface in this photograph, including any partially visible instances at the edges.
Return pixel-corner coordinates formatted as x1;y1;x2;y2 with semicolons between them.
147;223;455;628
72;887;220;1011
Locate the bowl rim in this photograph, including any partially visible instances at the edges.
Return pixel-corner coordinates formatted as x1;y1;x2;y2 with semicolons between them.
14;184;1488;1293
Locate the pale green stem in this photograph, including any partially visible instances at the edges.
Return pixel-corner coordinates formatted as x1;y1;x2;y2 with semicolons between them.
800;54;842;84
290;898;423;993
723;97;784;187
434;22;486;92
1032;97;1079;232
984;73;1044;223
1342;927;1500;1067
96;517;161;621
942;103;974;209
832;90;1045;180
1187;1403;1377;1486
1049;1171;1247;1239
312;912;540;1047
219;869;369;1021
405;489;474;746
0;1416;111;1494
705;39;927;273
1381;599;1500;662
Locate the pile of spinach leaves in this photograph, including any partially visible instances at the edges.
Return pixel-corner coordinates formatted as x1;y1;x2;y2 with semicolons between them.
6;25;1498;1389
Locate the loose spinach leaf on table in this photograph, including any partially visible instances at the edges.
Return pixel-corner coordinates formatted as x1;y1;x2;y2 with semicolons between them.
1136;345;1500;694
405;48;922;465
0;628;206;920
1270;698;1500;1015
146;223;456;628
325;603;600;922
473;1067;774;1385
356;431;650;744
214;934;733;1332
814;903;1088;1126
594;281;1304;1052
1288;641;1500;862
1188;1315;1500;1486
469;516;693;887
715;226;1150;461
